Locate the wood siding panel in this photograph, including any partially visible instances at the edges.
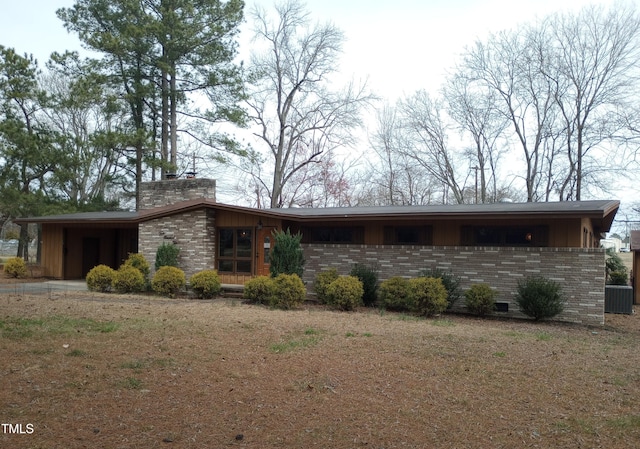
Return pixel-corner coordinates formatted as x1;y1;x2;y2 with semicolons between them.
41;224;64;278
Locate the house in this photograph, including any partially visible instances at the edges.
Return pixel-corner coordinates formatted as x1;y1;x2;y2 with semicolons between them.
631;230;640;305
17;178;620;325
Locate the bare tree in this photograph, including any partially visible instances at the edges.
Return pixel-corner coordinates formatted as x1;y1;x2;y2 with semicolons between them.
543;4;640;200
443;74;509;203
398;90;466;204
366;103;437;205
246;0;373;208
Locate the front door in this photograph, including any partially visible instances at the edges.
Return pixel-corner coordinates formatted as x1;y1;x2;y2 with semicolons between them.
82;237;100;278
256;227;276;277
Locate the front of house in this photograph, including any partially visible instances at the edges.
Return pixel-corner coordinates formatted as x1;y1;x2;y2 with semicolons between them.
18;178;620;326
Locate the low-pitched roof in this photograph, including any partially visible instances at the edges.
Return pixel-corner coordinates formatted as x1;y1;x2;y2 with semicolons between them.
15;199;620;231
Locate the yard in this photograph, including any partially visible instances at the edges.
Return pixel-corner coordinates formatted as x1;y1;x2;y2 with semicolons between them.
1;282;639;448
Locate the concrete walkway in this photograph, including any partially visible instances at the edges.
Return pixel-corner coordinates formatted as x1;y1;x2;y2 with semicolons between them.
0;280;87;295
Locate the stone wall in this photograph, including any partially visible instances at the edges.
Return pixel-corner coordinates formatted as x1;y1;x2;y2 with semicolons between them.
302;244;606;325
139;209;216;279
139;178;216;210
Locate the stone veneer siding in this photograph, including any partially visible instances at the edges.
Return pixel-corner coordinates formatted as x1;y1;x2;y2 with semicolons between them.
302;244;606;326
139;209;216;278
139;178;216;209
138;179;217;278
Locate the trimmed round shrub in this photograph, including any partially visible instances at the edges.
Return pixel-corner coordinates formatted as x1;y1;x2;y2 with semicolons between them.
464;283;497;316
326;275;364;311
349;263;379;307
4;256;27;278
270;273;306;310
155;243;180;270
86;264;116;292
421;268;462;309
514;276;566;321
244;276;276;304
378;276;412;311
112;265;146;293
152;266;186;298
124;253;150;281
313;268;339;304
409;277;448;317
190;270;221;299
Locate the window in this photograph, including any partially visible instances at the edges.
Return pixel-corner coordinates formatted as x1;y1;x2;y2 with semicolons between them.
384;226;433;245
217;228;253;273
461;226;548;247
303;226;364;244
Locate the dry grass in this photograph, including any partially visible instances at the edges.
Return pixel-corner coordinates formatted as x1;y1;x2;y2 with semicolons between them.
1;289;639;449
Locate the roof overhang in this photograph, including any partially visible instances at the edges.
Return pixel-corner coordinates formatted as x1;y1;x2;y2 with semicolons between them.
14;199;620;232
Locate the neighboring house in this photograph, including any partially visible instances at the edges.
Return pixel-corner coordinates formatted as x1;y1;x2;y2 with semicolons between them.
17;178;620;325
631;230;640;305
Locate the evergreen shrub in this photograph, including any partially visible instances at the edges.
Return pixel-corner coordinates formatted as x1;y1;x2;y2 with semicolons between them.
152;266;186;298
464;283;497;316
349;263;379;307
270;273;306;309
155;243;180;270
244;276;275;304
409;276;448;317
112;265;146;293
421;268;462;309
269;229;305;278
326;275;364;311
4;257;27;278
86;264;116;292
378;276;412;311
124;253;150;281
313;268;339;304
514;276;566;321
190;270;221;299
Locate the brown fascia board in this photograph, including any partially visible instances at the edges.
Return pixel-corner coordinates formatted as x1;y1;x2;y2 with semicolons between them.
16;199;620;232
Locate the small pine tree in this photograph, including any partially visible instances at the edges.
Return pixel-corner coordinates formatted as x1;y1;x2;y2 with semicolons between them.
269;228;305;278
155;243;180;270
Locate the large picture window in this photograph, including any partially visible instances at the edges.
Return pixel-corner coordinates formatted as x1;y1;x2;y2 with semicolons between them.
302;226;364;244
218;228;253;273
461;225;548;247
384;226;433;245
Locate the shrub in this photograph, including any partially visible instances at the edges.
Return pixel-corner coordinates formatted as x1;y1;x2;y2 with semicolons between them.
608;270;629;286
244;276;276;304
408;277;448;317
155;243;180;270
269;228;305;278
313;268;339;304
514;276;566;321
112;265;146;293
326;276;364;311
378;276;412;311
349;263;379;307
605;249;626;284
152;266;186;298
464;283;497;316
124;253;150;281
421;268;462;309
4;256;27;278
270;273;306;309
86;264;116;292
190;270;221;299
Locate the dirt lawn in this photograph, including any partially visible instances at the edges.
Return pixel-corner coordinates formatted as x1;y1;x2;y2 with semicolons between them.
1;285;639;448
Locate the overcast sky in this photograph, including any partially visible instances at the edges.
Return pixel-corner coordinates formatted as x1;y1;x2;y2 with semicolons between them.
0;0;621;101
0;0;636;218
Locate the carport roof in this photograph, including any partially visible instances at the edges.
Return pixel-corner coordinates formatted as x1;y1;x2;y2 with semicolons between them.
15;199;620;231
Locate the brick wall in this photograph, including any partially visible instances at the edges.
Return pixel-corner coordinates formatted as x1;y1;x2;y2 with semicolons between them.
302;244;606;325
139;209;216;279
139;178;216;209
